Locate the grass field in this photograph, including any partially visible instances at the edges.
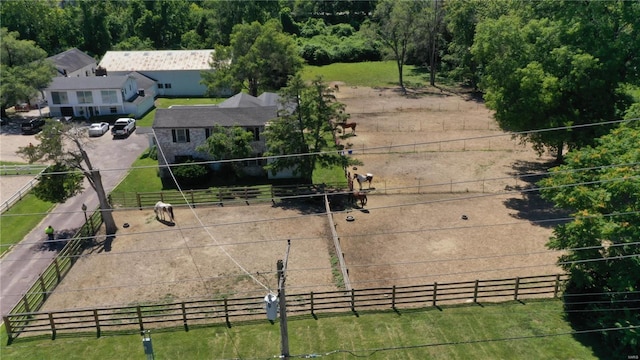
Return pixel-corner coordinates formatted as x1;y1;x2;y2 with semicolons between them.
0;299;599;360
0;194;54;257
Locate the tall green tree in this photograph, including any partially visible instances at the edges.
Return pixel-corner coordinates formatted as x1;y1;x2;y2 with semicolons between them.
202;20;303;97
364;0;425;92
0;28;55;118
471;1;639;162
196;125;254;178
538;120;640;353
264;75;354;182
16;121;119;236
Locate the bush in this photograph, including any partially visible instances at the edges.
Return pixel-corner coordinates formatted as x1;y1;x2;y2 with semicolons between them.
172;160;210;188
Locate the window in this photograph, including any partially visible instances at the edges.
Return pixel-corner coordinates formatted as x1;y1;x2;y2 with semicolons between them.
164;83;172;89
51;92;68;105
205;128;212;138
76;91;93;104
158;83;164;89
101;90;118;104
171;129;190;143
110;107;117;114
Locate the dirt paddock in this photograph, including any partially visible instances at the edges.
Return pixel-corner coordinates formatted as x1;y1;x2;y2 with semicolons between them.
40;86;563;311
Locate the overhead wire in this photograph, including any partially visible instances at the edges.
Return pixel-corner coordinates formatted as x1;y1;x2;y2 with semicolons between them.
4;116;638;177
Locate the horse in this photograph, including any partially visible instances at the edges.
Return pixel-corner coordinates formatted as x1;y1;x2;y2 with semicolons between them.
335;122;357;135
353;173;373;190
154;201;175;223
352;191;367;208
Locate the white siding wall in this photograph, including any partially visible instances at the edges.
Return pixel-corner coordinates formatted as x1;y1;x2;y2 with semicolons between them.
67;63;97;78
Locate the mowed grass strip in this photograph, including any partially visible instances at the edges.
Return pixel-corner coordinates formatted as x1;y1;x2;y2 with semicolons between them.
302;60;427;88
0;300;597;360
0;194;55;256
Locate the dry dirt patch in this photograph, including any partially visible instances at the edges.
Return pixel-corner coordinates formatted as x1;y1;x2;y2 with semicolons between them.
41;86;562;311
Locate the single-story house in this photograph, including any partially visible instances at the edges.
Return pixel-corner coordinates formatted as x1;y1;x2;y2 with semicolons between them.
153;92;292;179
98;50;215;97
44;72;156;119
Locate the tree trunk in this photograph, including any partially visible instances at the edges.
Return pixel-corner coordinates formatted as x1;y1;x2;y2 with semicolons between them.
90;170;118;235
429;0;440;87
555;140;565;164
397;59;405;94
74;138;117;235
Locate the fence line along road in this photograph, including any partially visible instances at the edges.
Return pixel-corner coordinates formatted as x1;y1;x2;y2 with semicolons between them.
3;273;567;344
0;166;48;213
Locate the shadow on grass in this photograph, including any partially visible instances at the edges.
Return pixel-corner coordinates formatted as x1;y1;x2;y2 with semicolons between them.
503;159;572;229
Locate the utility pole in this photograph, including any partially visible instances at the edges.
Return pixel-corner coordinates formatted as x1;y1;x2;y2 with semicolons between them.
278;239;291;359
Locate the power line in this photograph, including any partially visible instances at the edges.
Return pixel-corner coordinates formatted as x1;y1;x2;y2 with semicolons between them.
6;117;638;176
286;325;639;359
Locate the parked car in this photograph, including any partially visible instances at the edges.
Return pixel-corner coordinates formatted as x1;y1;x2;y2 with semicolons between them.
111;117;136;138
21;118;46;134
88;122;109;137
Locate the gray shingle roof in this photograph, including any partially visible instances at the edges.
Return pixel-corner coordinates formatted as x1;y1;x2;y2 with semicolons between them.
46;48;96;76
153;106;278;128
48;76;129;90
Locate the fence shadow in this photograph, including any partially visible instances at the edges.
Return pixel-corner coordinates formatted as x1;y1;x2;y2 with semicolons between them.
503;160;571;228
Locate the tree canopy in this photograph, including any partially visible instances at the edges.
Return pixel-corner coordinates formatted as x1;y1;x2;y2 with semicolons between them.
538;119;640;352
471;1;639;162
196;125;255;178
201;19;304;97
16;121;118;236
0;28;55;117
264;75;355;182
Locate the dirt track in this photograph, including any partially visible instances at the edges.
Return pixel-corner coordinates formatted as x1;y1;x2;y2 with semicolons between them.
39;86;563;311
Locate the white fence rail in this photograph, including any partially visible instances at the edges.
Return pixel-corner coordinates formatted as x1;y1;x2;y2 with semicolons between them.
0;166;47;213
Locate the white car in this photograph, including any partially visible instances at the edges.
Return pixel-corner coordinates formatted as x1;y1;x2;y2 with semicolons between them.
111;118;136;138
88;122;109;137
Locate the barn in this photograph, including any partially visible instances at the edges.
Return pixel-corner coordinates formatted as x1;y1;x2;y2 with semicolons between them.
98;50;215;97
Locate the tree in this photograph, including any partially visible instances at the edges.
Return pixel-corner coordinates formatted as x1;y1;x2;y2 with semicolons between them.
196;125;254;178
0;28;55;118
364;0;426;93
538;120;640;353
471;1;639;162
264;75;356;182
201;20;303;97
16;121;118;236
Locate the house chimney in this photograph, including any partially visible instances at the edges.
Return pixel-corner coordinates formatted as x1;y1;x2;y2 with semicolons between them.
95;66;107;76
137;89;145;97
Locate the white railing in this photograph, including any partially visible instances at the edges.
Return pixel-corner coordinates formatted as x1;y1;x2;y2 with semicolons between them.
0;166;47;213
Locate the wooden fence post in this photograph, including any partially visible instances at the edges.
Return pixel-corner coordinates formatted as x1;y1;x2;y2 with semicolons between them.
48;313;56;340
310;292;314;317
94;309;101;338
391;285;396;309
224;298;231;328
23;296;31;314
4;316;14;344
514;277;520;301
181;302;188;331
432;282;438;307
350;289;356;313
136;193;142;210
554;274;561;298
54;258;61;283
473;280;479;303
136;306;144;332
39;275;47;301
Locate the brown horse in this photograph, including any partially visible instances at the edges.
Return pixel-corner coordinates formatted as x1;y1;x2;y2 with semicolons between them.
352;191;367;207
336;122;357;135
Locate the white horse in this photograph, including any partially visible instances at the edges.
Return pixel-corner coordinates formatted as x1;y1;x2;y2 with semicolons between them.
154;201;175;223
353;173;373;190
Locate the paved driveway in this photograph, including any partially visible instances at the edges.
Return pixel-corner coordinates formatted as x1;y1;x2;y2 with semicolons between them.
0;126;149;316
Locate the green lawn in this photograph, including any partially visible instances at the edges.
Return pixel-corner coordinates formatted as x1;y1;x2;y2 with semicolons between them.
0;299;599;360
302;61;430;88
111;150;163;193
0;194;55;256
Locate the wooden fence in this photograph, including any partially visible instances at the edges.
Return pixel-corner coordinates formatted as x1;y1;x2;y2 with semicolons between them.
0;166;48;213
3;273;567;344
6;210;103;320
109;183;345;209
